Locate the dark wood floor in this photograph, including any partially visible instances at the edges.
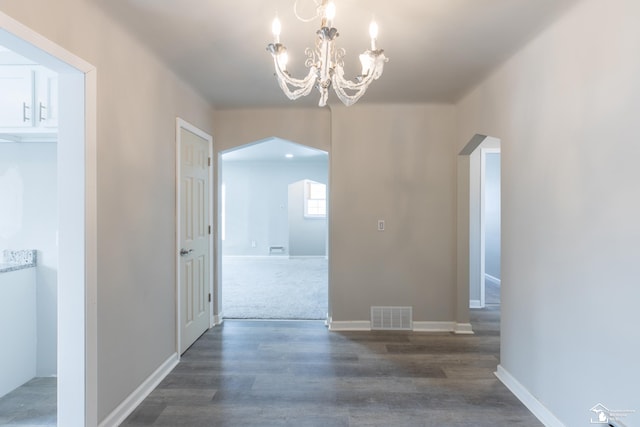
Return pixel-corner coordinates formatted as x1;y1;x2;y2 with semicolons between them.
122;306;541;427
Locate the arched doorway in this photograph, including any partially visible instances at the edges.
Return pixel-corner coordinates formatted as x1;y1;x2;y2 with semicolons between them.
457;134;501;321
218;138;329;320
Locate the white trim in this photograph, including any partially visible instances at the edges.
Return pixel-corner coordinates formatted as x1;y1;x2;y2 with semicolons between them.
213;312;224;326
328;320;371;331
0;18;92;72
327;320;474;333
454;323;474;335
495;365;566;427
223;255;286;259
175;122;181;356
470;299;482;309
413;321;456;332
98;353;179;427
479;149;486;308
1;12;98;427
175;118;215;356
288;255;326;259
83;63;99;427
485;273;501;286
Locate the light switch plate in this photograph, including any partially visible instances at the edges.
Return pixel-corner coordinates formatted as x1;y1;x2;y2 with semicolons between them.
378;220;385;231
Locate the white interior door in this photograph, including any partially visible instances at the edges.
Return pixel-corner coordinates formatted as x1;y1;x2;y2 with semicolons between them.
178;122;212;354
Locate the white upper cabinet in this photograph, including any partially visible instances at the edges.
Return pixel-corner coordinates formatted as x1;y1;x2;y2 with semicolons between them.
0;65;58;142
0;66;34;128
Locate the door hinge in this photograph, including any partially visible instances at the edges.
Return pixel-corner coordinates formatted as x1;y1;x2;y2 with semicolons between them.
208;225;211;235
208;157;211;166
208;293;212;303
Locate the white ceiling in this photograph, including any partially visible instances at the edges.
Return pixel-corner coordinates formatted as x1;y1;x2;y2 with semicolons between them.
96;0;580;109
222;138;328;162
0;43;35;65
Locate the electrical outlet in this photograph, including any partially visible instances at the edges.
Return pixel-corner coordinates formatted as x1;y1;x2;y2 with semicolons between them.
251;240;256;247
377;220;385;231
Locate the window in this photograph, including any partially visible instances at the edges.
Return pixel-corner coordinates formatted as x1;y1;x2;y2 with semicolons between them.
304;180;326;218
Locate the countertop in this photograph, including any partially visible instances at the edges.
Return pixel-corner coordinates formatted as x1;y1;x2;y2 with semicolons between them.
0;250;37;273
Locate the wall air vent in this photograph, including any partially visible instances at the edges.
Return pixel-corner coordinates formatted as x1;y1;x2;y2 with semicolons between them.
371;306;413;330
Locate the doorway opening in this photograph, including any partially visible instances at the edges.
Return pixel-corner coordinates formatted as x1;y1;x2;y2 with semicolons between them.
0;54;58;425
0;14;97;427
458;135;501;310
482;149;501;305
219;138;329;320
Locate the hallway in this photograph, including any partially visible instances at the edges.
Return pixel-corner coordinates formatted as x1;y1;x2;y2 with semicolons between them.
122;307;540;426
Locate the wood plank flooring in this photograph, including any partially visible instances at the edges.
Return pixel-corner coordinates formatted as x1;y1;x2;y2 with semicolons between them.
122;306;541;427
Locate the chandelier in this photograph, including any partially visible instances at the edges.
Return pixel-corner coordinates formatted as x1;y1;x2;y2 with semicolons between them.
266;0;388;107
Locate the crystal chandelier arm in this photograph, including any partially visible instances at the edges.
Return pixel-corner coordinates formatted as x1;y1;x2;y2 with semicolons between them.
331;51;388;106
269;50;318;100
332;74;366;106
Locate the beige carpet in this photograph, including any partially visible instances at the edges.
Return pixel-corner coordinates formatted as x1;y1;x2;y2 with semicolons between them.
221;256;328;320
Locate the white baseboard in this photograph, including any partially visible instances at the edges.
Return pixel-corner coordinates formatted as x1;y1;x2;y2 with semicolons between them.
213;312;224;325
485;273;501;286
222;255;286;260
412;321;474;334
328;320;474;334
454;323;474;334
288;255;326;259
470;299;482;309
328;320;371;331
99;353;179;427
495;365;565;427
413;321;456;332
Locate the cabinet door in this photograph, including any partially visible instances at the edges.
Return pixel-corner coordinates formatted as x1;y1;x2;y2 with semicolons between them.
0;67;34;128
36;67;58;128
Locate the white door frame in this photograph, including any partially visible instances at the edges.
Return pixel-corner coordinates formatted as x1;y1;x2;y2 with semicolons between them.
0;12;98;427
175;118;214;356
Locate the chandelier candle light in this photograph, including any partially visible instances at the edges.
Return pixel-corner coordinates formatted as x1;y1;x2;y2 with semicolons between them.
267;0;388;107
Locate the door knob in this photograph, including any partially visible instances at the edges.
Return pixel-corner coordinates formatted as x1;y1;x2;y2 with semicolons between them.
180;248;194;256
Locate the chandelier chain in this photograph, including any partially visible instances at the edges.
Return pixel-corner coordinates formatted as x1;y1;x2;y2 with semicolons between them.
294;0;324;23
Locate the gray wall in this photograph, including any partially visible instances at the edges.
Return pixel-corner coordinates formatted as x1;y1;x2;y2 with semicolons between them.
288;180;327;257
221;159;327;256
0;1;216;421
216;105;458;324
330;104;457;323
457;0;640;424
484;153;500;280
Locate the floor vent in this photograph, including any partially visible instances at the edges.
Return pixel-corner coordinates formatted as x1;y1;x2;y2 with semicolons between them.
371;306;413;330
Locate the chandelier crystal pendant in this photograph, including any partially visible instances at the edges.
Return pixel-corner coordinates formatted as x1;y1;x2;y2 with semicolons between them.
266;0;388;107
